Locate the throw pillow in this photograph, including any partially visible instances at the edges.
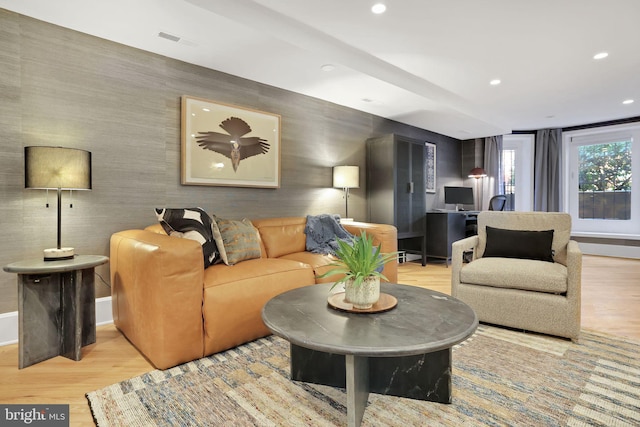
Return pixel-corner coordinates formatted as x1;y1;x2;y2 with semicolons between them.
212;217;262;265
483;226;554;262
155;207;218;268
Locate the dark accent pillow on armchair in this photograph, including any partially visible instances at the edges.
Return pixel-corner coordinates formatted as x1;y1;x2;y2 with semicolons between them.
483;226;554;262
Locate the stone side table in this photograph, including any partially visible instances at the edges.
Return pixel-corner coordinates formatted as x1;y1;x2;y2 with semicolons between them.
3;255;109;369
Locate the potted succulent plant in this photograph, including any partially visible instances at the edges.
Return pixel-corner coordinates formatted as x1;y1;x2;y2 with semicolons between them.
319;231;398;309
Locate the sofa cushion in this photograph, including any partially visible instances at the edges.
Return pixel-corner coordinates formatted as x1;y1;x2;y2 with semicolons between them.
460;257;568;294
279;251;339;284
252;218;307;258
483;226;554;262
212;217;262;265
203;257;313;287
202;258;315;356
154;207;218;267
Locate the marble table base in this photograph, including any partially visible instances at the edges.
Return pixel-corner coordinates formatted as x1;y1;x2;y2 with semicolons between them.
17;269;96;369
290;344;452;426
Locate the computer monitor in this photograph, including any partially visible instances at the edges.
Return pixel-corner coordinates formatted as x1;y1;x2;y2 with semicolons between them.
444;186;474;210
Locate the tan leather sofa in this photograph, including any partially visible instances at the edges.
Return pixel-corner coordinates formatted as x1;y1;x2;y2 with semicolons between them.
451;211;581;341
110;217;397;369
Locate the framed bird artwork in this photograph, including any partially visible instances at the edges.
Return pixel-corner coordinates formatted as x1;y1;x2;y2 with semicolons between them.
181;96;281;188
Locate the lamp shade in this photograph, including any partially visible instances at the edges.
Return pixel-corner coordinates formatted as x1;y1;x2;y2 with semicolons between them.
25;146;92;190
468;167;487;179
333;166;360;189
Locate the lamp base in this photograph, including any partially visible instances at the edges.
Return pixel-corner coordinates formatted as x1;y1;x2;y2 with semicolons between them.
43;247;75;261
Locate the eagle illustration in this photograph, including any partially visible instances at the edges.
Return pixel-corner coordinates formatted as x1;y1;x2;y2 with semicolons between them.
195;117;270;172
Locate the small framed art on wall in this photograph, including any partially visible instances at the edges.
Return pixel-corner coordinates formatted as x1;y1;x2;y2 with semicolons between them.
425;142;436;193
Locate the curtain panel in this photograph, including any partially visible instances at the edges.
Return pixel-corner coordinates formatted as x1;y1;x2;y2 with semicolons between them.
482;135;503;210
534;128;562;212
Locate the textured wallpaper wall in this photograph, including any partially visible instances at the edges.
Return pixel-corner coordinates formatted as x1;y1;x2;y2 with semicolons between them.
0;9;462;314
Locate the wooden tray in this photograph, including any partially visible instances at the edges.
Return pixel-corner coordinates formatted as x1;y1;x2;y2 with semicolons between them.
327;292;398;313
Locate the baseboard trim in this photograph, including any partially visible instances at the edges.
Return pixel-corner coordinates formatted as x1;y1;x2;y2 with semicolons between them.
576;242;640;259
0;296;113;347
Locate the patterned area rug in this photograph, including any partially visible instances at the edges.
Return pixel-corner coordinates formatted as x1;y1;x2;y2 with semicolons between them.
86;325;640;426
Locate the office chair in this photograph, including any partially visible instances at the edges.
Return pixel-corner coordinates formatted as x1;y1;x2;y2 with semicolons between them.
488;195;508;211
466;194;508;236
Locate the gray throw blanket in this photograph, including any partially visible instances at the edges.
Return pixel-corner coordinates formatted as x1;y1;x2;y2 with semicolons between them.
304;214;353;255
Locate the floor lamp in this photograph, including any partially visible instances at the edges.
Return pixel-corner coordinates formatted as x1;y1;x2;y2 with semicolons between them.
333;165;359;219
468;167;486;211
25;146;92;261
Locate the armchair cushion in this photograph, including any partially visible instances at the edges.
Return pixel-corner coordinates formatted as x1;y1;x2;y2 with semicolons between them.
483;226;554;262
460;257;568;294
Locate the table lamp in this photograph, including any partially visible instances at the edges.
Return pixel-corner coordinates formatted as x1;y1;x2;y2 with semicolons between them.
333;165;359;218
25;146;92;261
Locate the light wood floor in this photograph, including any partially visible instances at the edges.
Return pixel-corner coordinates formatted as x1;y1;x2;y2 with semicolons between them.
0;255;637;426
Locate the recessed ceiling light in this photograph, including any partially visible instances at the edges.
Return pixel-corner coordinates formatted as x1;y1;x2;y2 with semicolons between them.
593;52;608;60
489;79;501;86
623;99;634;105
320;64;335;72
202;108;210;112
371;3;386;14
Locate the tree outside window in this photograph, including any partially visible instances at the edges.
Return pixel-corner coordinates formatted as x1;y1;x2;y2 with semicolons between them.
578;140;631;220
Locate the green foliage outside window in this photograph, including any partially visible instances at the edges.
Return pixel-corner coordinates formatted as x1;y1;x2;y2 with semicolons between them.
579;140;631;192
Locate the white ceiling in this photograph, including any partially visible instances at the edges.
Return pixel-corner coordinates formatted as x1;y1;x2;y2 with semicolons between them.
2;0;639;139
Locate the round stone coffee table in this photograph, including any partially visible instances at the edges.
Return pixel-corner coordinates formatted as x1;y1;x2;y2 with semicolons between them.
262;282;478;427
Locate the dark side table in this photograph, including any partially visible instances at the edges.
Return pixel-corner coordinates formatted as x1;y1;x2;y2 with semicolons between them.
3;255;109;369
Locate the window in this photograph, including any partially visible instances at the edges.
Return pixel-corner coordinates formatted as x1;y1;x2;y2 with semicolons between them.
501;148;515;210
578;140;631;220
564;123;640;235
501;134;534;211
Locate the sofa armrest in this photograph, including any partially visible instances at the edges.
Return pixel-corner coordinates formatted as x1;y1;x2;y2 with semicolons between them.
451;235;479;297
342;221;398;283
110;230;205;369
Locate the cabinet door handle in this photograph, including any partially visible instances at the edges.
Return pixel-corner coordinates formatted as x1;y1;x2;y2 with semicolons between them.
408;182;414;193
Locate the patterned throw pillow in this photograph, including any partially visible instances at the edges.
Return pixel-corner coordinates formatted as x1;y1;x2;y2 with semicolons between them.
155;207;219;268
211;217;262;265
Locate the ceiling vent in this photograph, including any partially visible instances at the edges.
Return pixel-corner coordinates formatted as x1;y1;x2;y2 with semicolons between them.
158;32;180;42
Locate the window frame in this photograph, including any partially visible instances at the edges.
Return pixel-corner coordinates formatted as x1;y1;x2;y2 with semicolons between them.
502;134;534;211
563;123;639;236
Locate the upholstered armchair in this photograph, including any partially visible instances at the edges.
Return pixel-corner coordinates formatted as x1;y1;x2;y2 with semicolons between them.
451;211;582;341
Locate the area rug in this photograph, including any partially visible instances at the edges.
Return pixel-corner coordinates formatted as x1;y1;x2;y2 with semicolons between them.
86;325;640;426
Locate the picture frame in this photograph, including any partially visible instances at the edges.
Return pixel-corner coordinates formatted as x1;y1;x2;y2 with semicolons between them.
181;95;281;188
425;142;436;193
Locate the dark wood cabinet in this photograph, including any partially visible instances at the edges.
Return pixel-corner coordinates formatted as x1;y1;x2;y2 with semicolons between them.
367;134;426;265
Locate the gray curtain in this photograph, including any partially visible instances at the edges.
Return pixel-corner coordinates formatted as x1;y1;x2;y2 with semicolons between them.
481;135;503;210
534;129;562;212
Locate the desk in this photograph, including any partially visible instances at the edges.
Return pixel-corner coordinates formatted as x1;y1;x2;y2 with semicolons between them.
3;255;109;368
426;211;479;265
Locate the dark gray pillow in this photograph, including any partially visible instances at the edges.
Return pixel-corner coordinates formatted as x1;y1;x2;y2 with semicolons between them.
483;226;554;262
155;207;219;268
